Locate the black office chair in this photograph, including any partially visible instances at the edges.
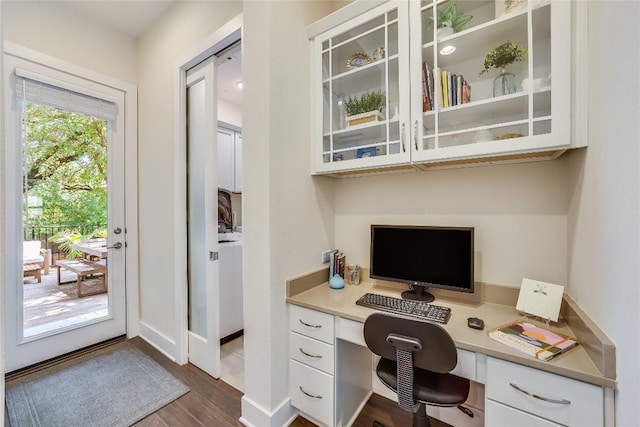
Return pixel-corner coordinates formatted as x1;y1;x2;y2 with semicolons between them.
364;313;470;427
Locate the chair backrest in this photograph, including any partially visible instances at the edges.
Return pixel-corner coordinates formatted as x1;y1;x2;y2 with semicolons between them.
364;312;458;374
23;240;42;258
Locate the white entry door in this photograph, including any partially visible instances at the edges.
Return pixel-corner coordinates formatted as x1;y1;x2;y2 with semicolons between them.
186;58;221;378
3;52;127;372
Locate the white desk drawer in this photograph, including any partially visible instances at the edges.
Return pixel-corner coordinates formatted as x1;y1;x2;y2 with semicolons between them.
336;317;365;347
487;357;603;426
290;331;334;375
290;359;333;426
289;305;334;344
451;349;476;381
486;399;562;426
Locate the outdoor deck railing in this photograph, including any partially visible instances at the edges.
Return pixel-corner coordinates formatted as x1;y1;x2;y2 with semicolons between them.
23;224;107;263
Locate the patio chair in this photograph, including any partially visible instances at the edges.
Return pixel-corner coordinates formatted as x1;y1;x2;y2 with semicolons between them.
23;240;51;276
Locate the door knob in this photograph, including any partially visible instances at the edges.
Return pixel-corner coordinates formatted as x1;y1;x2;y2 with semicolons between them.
107;242;123;249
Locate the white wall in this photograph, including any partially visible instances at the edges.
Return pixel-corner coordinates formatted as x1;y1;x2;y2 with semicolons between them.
136;1;242;352
1;1;137;84
241;0;335;422
218;98;242;128
566;2;640;425
335;160;569;287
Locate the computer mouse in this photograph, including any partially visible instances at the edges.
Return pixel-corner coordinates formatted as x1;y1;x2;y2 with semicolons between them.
467;317;484;330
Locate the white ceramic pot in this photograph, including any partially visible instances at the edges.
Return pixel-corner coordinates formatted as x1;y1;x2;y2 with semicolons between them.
437;27;454;39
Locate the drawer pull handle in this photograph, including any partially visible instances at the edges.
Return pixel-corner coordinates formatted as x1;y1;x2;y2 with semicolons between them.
299;319;322;329
299;386;323;399
299;347;323;359
509;382;571;405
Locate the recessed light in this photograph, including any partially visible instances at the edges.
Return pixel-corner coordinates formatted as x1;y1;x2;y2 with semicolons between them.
440;45;456;55
235;80;243;89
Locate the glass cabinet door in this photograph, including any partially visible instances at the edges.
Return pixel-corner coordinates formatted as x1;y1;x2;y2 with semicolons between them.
316;1;410;172
410;0;570;163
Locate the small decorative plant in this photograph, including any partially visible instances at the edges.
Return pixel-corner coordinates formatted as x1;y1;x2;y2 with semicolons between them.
431;0;473;33
479;41;528;75
344;90;385;116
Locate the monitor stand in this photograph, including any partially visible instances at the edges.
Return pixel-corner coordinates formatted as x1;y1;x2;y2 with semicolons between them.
401;285;435;303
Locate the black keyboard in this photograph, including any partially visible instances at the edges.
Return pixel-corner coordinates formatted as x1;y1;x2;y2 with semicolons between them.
356;293;451;324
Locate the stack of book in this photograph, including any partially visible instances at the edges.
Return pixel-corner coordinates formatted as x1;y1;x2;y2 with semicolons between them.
488;319;579;361
328;249;345;279
422;61;471;110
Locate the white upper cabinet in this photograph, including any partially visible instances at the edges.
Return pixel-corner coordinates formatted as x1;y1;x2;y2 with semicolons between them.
234;132;243;192
217;127;235;191
309;0;580;176
217;126;242;192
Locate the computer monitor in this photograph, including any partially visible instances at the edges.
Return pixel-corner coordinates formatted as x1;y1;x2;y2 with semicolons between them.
370;225;474;303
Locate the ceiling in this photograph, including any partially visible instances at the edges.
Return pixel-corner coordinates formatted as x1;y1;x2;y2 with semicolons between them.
62;0;242;107
62;1;175;38
216;42;243;108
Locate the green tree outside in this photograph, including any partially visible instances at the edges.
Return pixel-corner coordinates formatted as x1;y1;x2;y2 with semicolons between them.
23;103;108;230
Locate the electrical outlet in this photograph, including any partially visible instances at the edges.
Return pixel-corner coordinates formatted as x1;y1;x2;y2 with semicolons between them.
321;250;332;264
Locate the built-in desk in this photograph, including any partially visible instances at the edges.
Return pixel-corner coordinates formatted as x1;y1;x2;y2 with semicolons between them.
286;273;616;427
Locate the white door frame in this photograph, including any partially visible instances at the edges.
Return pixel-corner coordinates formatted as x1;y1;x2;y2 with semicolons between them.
2;41;140;341
172;14;242;364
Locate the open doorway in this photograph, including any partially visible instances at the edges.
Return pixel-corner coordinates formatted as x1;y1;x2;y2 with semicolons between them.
215;40;244;392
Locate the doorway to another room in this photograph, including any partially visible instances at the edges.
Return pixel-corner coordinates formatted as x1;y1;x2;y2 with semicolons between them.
215;40;244;392
184;34;244;390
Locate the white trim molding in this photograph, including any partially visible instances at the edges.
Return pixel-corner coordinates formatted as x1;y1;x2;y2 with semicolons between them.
240;396;298;427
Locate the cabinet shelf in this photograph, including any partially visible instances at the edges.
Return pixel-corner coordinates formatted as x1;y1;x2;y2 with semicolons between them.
324;118;398;137
324;56;398;98
437;118;528;138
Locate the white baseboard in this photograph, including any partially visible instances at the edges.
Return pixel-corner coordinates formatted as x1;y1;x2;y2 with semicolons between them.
240;395;297;427
138;321;180;363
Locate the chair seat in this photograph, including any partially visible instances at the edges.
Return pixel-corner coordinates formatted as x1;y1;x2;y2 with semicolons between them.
23;255;44;264
377;358;470;407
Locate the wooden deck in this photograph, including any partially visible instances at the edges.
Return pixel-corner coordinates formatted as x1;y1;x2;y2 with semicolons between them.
23;266;108;336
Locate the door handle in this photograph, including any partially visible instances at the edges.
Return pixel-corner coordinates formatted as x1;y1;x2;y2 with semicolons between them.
107;242;123;249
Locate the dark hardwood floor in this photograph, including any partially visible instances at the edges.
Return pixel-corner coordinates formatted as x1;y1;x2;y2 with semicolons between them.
5;336;449;426
131;336;450;427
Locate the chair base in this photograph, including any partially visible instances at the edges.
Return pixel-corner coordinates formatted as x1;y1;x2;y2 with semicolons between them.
372;402;431;427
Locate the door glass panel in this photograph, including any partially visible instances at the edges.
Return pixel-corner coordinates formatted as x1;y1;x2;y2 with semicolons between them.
22;103;110;338
187;80;207;338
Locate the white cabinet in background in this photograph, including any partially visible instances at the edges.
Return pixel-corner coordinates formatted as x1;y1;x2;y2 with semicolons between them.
234;132;243;192
217;126;242;192
218;242;243;339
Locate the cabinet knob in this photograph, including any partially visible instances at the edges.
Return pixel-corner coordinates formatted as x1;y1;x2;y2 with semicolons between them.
413;120;419;150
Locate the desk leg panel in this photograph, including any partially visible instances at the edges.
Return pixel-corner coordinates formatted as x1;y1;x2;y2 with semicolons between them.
335;339;372;427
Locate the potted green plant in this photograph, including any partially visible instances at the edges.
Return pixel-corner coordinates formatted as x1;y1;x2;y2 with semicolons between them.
431;0;473;37
479;41;527;96
49;228;106;259
343;90;386;126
